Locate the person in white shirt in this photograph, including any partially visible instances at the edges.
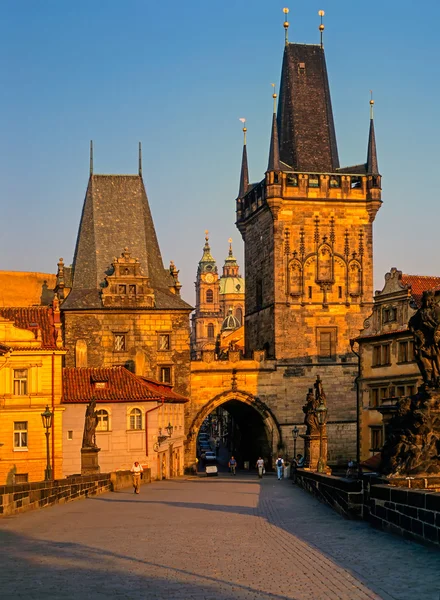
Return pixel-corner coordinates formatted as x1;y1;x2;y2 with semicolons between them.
131;461;144;494
256;457;265;479
276;456;284;480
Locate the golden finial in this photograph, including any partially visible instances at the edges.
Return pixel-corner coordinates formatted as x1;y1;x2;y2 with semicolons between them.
271;83;277;114
318;10;325;48
283;8;289;45
205;229;209;241
370;90;374;119
239;117;247;144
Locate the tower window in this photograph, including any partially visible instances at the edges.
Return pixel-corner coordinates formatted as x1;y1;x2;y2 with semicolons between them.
158;334;171;351
206;289;214;303
118;285;126;294
235;308;243;326
159;366;172;384
207;323;215;339
308;286;312;299
338;286;342;299
114;334;126;352
317;327;337;361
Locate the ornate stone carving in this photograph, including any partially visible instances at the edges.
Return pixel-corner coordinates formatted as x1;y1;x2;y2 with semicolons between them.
409;290;440;388
101;248;155;307
82;398;99;449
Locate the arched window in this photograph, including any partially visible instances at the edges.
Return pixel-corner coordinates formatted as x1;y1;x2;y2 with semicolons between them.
207;323;215;339
235;307;243;326
96;409;109;432
129;408;142;430
206;289;214;303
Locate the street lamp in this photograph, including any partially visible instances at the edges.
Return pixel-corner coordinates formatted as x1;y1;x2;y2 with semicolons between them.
316;400;328;473
41;405;53;480
165;422;174;437
292;425;299;461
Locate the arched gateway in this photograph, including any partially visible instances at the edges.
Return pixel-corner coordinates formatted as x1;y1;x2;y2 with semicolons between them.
185;390;281;471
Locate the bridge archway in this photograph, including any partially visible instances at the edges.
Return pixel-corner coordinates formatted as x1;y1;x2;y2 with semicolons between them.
186;391;281;471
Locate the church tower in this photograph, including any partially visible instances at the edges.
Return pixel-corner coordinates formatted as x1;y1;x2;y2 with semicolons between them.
219;239;245;327
236;20;381;362
191;232;222;355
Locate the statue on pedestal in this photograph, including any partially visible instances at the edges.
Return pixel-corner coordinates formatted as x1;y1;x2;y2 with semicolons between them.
380;291;440;476
82;398;99;449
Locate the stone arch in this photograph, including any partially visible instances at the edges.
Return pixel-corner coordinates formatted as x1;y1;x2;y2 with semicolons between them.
185;390;281;469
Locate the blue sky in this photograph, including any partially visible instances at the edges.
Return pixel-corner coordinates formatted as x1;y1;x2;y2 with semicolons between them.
1;0;439;304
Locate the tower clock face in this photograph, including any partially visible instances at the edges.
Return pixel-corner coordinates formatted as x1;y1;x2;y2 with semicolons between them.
205;273;214;283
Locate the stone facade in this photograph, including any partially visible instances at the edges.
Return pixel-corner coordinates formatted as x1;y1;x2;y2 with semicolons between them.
355;268;440;462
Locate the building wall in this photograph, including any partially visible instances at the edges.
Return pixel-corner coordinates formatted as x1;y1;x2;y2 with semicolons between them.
0;350;64;484
62;400;186;481
62;309;191;398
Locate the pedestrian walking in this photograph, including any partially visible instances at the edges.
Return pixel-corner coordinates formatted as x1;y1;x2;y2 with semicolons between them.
256;456;264;479
131;461;143;494
228;456;237;475
276;456;284;480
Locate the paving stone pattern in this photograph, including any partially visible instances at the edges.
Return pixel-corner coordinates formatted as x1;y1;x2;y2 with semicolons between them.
0;474;439;600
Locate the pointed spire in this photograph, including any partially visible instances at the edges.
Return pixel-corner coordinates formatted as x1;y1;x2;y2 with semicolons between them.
138;142;142;176
200;230;215;264
238;119;249;197
367;93;379;174
90;140;93;176
268;85;280;171
318;10;325;48
283;8;290;45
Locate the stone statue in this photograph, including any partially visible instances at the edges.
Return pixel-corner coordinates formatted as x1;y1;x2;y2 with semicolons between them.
380;393;440;476
409;290;440;388
82;398;99;449
303;388;320;435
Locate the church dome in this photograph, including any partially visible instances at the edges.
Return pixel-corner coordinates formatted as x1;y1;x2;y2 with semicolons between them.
219;276;245;295
221;308;241;332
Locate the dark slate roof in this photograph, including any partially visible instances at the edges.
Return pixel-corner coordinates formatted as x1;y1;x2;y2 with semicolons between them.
277;43;339;173
238;144;249;197
367;118;379;174
267;113;281;171
0;306;58;349
64;174;191;311
337;164;367;175
63;366;188;403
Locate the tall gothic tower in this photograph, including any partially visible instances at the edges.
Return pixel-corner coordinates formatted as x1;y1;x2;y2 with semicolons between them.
236;37;381;361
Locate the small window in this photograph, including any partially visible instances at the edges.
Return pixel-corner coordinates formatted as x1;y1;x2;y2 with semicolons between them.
286;174;298;187
129;408;142;430
207;323;215;339
118;284;127;294
407;384;416;396
308;175;319;188
370;426;383;452
158;334;170;351
317;328;336;361
397;386;405;397
235;308;243;326
329;176;341;188
67;430;73;440
14;421;28;449
14;474;28;484
114;334;126;352
370;388;379;408
159;366;172;384
206;289;214;303
338;286;342;299
351;176;362;189
13;369;28;396
96;409;109;432
128;284;136;294
398;340;414;363
372;344;391;366
308;286;313;299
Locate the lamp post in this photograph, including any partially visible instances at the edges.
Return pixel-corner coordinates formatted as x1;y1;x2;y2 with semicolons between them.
41;405;53;480
165;422;174;438
292;425;299;461
316;400;327;473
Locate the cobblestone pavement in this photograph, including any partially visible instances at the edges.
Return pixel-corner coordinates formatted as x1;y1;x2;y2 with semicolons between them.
0;474;439;600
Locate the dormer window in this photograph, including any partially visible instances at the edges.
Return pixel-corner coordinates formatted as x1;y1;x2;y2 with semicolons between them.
94;381;107;390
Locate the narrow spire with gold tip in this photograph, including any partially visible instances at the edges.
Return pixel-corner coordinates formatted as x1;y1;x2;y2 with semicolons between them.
89;140;93;176
367;92;379;175
267;85;280;171
138;141;142;176
319;10;325;48
283;8;290;45
238;118;249;197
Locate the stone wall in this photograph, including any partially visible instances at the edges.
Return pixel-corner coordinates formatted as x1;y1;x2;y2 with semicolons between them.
369;484;440;547
295;470;363;518
0;469;151;517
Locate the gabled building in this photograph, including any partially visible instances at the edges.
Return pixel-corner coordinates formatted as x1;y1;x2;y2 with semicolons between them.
0;305;65;484
62;366;188;480
57;154;192;401
355;268;440;462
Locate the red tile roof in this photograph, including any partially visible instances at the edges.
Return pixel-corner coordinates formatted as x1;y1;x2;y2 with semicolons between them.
0;306;58;349
63;367;188;404
401;274;440;307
